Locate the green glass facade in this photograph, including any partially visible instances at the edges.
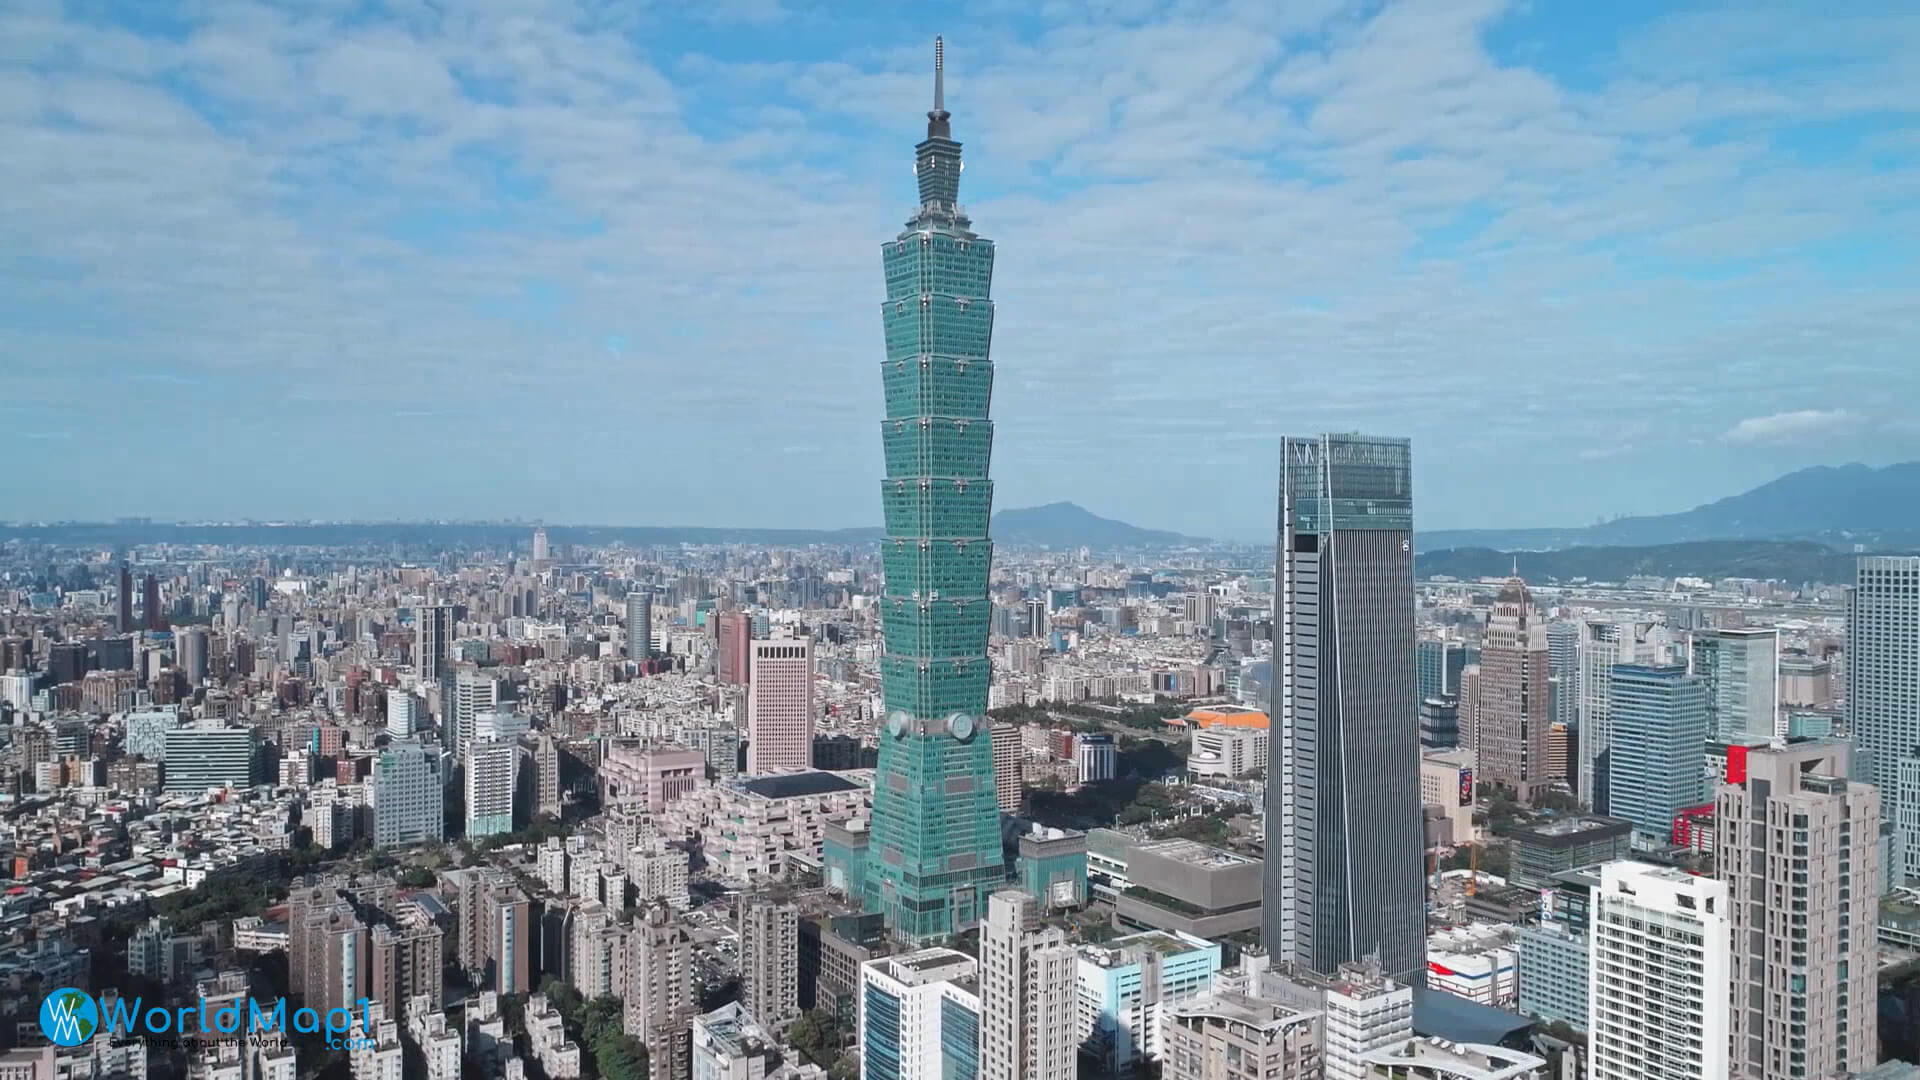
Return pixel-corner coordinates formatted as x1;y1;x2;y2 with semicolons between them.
861;43;1008;943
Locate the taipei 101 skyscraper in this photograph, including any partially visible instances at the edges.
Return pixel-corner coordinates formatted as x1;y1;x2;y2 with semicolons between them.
860;37;1008;942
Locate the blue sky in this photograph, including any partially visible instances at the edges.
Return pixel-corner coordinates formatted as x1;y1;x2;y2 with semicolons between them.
2;0;1917;541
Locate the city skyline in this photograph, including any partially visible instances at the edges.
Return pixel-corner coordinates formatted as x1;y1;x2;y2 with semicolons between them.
4;3;1919;537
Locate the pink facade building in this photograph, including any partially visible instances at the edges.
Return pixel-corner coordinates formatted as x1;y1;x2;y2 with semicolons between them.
717;611;753;686
602;744;707;813
747;637;814;775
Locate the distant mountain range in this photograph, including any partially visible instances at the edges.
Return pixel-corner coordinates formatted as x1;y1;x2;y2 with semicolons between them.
0;501;1206;551
1419;462;1920;553
1416;541;1857;585
988;502;1201;549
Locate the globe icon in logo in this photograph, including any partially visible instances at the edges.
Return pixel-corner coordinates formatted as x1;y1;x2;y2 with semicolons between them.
40;988;99;1047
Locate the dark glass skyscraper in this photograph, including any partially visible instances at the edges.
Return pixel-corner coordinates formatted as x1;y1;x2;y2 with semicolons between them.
862;38;1007;943
1263;434;1425;980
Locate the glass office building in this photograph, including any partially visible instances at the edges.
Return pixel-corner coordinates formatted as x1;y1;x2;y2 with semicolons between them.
861;38;1007;942
1262;434;1426;981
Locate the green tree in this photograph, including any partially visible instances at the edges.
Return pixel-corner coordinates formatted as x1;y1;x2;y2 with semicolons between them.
396;866;438;889
788;1008;841;1067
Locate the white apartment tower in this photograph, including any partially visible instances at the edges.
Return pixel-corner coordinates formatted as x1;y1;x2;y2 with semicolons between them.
463;739;517;839
979;891;1077;1080
746;636;814;774
386;691;421;739
451;667;499;759
1587;861;1731;1080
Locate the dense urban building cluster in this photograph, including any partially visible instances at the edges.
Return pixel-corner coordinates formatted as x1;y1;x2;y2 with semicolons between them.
1;38;1917;1080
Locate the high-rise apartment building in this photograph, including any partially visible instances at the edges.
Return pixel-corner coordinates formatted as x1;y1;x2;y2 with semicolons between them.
979;891;1076;1080
286;877;403;1012
1689;626;1780;742
1263;433;1424;981
569;903;628;1000
856;38;1009;943
454;869;505;975
858;947;981;1080
534;732;563;817
1606;664;1708;841
1588;861;1730;1080
1477;577;1553;803
745;637;813;774
464;739;517;839
414;603;453;682
1575;620;1660;809
531;527;550;564
990;722;1024;815
490;888;533;998
626;903;696;1080
370;916;444;1014
451;667;498;758
717;610;752;685
374;740;443;849
1848;555;1920;881
1718;741;1881;1079
738;899;800;1032
626;590;653;661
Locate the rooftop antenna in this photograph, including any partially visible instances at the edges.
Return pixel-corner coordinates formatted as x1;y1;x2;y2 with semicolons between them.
934;36;944;113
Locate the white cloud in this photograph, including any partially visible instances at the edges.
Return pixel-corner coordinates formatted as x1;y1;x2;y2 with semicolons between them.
1721;410;1859;446
0;0;1916;531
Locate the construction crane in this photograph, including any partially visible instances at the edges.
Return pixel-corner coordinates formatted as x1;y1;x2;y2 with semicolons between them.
1466;841;1481;898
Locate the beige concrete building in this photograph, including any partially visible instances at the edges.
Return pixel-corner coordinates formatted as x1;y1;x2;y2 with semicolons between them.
1160;991;1322;1080
1187;724;1268;780
990;722;1025;815
1477;578;1553;803
738;898;799;1031
1419;748;1476;848
1717;740;1881;1079
1361;1037;1547;1078
980;891;1077;1080
626;902;695;1080
569;901;628;1000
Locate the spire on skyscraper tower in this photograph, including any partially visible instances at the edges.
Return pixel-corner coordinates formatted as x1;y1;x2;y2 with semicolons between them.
927;36;951;139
